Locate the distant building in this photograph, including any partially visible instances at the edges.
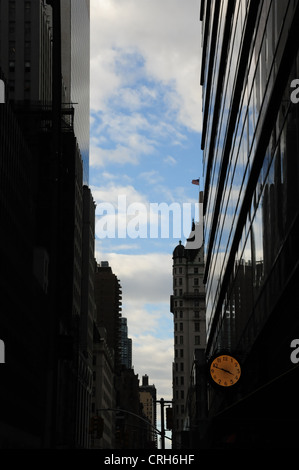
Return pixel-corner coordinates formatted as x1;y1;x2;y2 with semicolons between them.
94;261;123;373
120;318;132;369
139;375;157;448
115;369;147;449
170;193;206;449
91;325;115;449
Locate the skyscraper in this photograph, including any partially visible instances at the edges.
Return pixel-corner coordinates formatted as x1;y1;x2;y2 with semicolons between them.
120;317;132;369
0;0;90;184
0;0;93;448
201;0;299;448
61;0;90;184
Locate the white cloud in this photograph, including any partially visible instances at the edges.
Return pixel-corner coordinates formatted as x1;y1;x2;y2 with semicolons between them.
132;334;173;400
90;0;202;133
164;155;177;166
101;252;173;304
89;0;202;406
93;249;174;399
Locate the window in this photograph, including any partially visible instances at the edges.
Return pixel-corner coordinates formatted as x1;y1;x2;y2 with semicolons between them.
25;1;31;15
24;41;31;60
194;322;200;332
195;336;200;345
179;322;183;331
24;21;31;37
9;1;16;18
9;21;15;34
24;80;30;92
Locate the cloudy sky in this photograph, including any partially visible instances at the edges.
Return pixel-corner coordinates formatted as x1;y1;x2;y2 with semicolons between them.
89;0;203;415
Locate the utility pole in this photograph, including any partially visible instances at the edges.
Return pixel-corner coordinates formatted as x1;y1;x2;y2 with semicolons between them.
156;398;172;450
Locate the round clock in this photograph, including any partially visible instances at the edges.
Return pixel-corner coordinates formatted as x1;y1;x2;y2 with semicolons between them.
209;353;241;388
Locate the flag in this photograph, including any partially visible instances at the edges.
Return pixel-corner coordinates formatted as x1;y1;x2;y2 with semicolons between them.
192;179;199;185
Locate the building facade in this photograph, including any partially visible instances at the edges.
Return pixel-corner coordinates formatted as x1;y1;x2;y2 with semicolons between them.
94;261;123;373
0;0;89;184
120;317;132;369
91;325;116;449
201;0;299;448
61;0;90;184
0;0;93;448
139;375;157;448
170;198;206;449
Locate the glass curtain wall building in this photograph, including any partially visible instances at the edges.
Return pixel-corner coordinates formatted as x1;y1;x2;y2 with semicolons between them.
0;0;90;184
201;0;299;447
61;0;90;184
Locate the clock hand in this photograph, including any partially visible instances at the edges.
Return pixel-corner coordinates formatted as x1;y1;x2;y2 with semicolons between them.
214;364;233;375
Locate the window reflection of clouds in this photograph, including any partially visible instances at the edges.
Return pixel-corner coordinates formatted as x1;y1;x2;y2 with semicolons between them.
205;1;296;340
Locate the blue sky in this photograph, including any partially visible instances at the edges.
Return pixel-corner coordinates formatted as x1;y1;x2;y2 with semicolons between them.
89;0;203;421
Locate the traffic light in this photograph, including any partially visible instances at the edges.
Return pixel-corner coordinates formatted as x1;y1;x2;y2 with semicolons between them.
166;407;173;430
89;416;104;438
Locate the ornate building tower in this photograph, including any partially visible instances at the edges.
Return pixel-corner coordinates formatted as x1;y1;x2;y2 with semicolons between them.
170;193;206;449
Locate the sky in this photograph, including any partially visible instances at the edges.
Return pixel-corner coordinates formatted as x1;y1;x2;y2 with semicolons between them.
89;0;203;423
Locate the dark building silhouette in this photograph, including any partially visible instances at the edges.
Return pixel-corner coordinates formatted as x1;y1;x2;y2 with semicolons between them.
139;375;157;448
0;70;49;448
0;0;94;448
115;369;148;449
201;0;299;448
94;261;122;373
120;317;132;369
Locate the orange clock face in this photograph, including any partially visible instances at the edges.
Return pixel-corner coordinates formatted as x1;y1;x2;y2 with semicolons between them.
210;354;241;387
